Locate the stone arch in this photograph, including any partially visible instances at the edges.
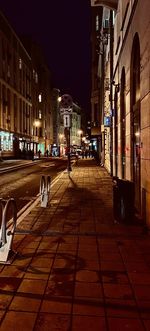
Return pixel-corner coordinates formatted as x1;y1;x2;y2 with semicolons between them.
130;32;141;212
120;67;126;179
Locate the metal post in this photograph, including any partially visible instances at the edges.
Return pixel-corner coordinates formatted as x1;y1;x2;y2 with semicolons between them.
67;127;72;172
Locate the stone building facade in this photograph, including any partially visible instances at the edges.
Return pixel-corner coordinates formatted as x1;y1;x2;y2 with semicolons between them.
91;0;150;226
0;11;32;158
0;11;53;158
113;0;150;226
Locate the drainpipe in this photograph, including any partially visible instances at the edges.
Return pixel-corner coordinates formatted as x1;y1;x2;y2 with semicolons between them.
101;42;105;164
109;10;114;177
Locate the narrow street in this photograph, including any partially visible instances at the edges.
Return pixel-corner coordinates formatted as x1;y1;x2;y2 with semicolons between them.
0;158;67;213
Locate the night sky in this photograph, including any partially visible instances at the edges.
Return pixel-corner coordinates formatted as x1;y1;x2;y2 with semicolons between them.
0;0;91;115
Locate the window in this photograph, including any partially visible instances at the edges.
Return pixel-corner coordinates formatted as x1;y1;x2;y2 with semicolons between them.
38;94;42;102
33;69;35;79
2;40;6;60
94;103;98;122
39;127;42;137
103;19;109;29
96;15;99;31
19;58;22;69
39;110;42;119
35;72;38;83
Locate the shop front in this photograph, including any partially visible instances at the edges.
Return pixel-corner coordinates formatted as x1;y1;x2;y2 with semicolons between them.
0;130;14;158
19;136;39;159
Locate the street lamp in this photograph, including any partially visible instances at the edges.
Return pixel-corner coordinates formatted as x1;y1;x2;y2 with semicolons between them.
33;119;41;128
58;96;62;103
33;119;41;154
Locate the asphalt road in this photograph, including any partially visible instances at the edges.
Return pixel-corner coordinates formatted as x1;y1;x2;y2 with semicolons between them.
0;158;68;214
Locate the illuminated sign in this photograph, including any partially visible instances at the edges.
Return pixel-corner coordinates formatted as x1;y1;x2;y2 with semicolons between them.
104;117;111;126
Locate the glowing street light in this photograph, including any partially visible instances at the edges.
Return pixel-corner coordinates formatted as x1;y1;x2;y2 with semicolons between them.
33;119;41;128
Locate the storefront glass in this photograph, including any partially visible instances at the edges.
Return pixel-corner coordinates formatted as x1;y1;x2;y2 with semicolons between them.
0;131;13;151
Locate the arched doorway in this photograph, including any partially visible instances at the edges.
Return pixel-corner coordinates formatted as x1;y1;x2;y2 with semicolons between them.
130;33;141;213
120;67;126;179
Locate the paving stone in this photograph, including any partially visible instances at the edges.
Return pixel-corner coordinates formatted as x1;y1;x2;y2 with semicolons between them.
34;313;71;331
133;284;150;301
12;256;32;268
103;284;133;300
30;256;53;268
107;317;145;331
101;271;129;284
72;315;107;331
143;319;150;331
74;282;103;298
0;266;25;278
124;262;150;273
0;310;5;323
75;269;100;282
128;272;150;285
50;271;74;282
17;279;47;295
45;280;74;297
19;241;39;249
0;277;22;291
105;299;139;318
100;252;122;262
80;259;100;270
57;243;77;252
77;251;99;260
0;294;13;310
137;300;150;318
101;261;126;272
24;267;50;280
41;298;72;314
73;298;105;316
0;311;37;331
9;295;41;312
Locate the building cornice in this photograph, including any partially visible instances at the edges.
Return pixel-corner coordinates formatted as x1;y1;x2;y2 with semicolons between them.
91;0;118;10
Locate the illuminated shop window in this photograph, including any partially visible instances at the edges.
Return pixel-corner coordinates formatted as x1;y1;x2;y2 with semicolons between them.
0;131;13;151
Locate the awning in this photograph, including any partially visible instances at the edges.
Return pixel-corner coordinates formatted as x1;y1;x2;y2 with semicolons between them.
91;0;118;10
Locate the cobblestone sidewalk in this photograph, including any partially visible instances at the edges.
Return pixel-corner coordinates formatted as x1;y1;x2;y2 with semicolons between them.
0;159;149;331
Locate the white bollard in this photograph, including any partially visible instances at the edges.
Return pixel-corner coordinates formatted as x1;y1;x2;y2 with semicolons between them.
0;198;17;263
40;175;51;207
